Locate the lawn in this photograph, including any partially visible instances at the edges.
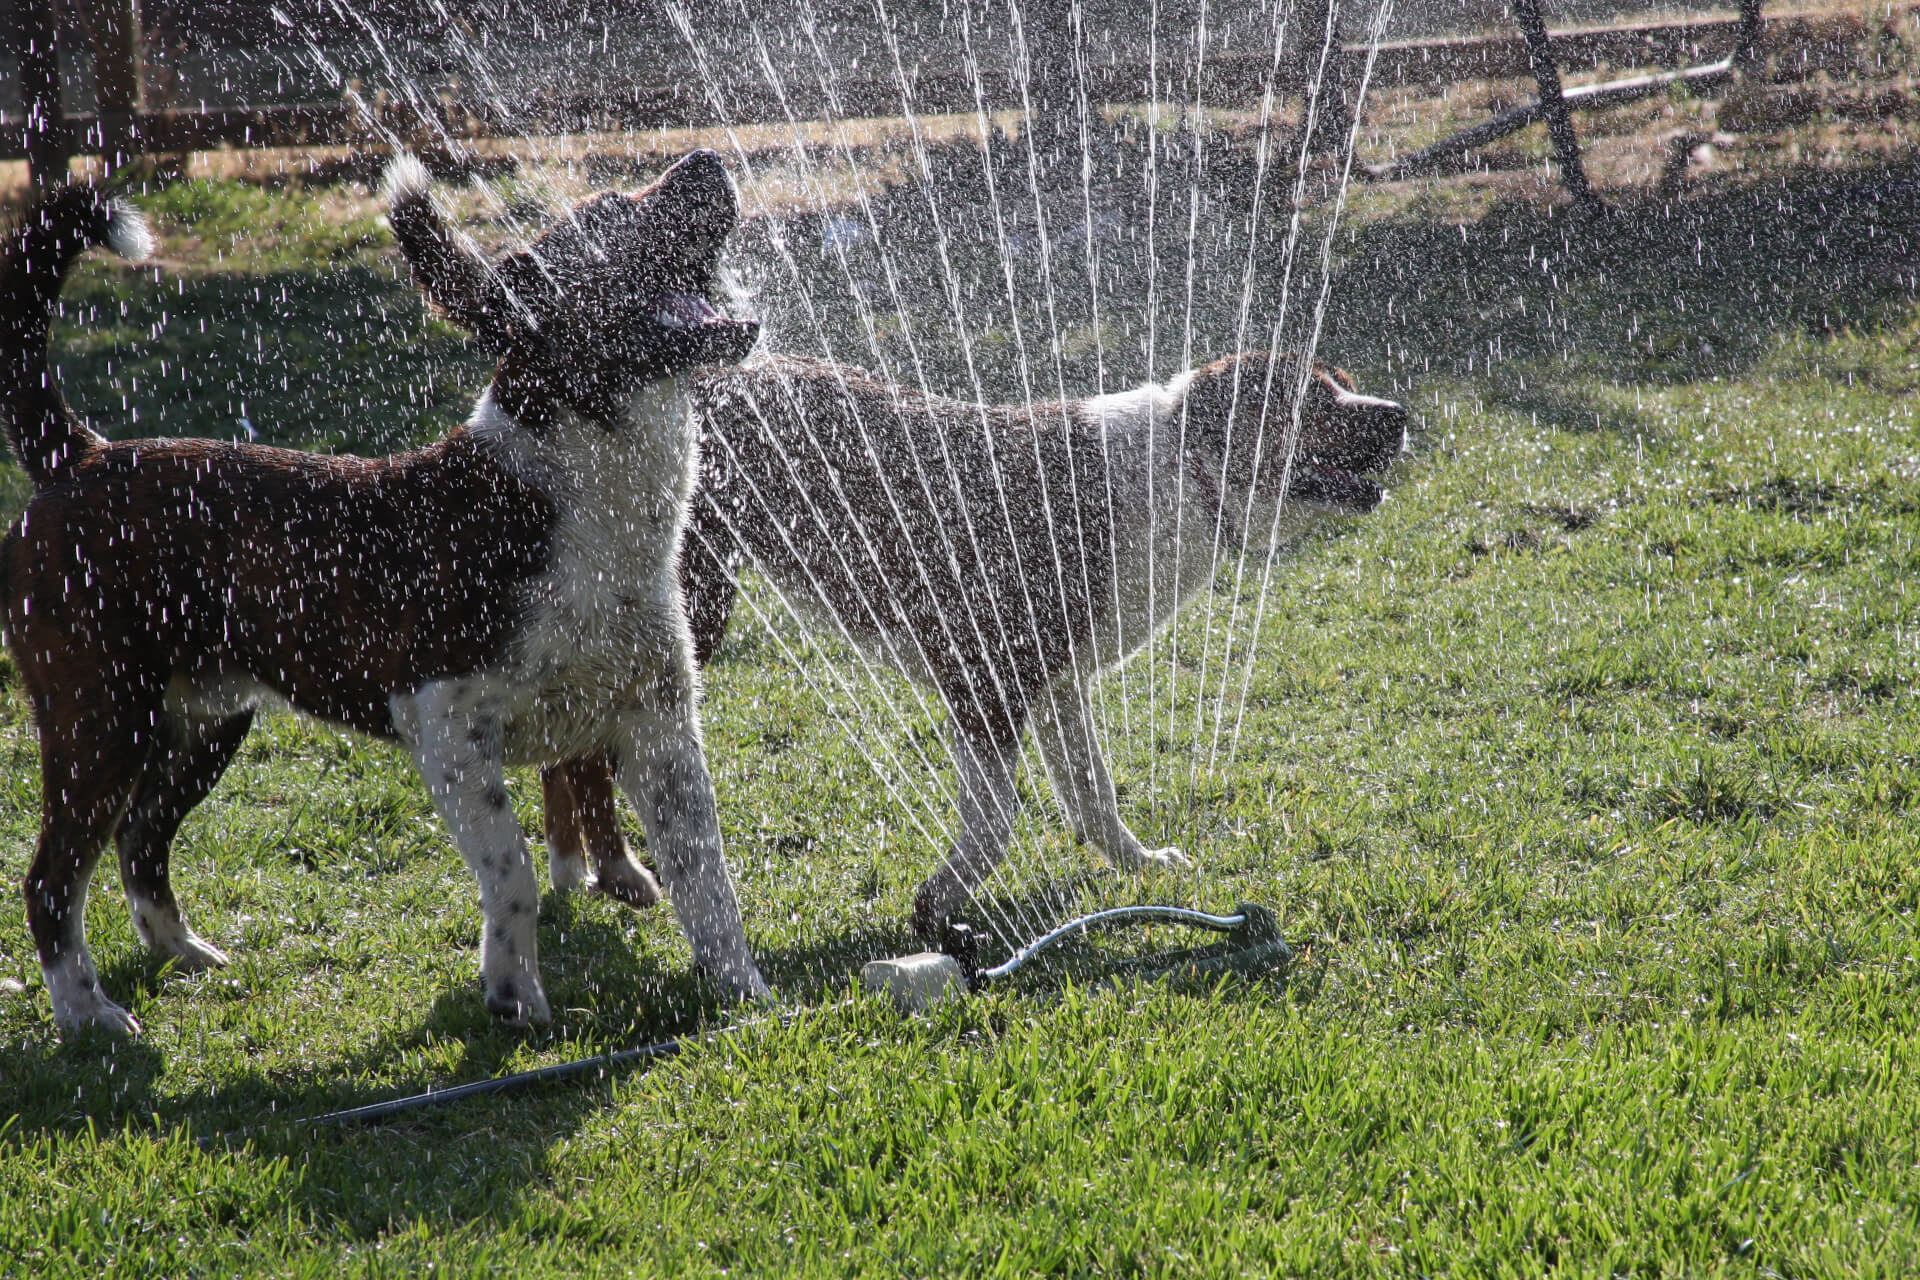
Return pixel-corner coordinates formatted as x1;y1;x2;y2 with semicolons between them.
3;77;1920;1276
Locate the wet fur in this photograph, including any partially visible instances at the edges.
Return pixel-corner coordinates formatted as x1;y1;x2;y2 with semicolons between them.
545;352;1408;937
3;159;766;1037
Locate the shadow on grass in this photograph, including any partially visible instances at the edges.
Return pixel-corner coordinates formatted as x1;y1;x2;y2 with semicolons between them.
1325;163;1920;418
0;873;1187;1235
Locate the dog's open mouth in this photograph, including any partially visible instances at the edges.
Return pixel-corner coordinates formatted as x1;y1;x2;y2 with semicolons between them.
653;291;727;330
1288;461;1386;513
646;290;760;365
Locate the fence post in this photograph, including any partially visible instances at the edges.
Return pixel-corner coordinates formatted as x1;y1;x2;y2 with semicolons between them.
83;0;145;172
20;0;71;189
1511;0;1605;214
1732;0;1764;71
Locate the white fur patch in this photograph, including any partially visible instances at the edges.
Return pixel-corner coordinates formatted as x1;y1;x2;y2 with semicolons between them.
463;383;700;761
547;834;593;894
381;152;433;208
45;949;139;1036
1076;376;1236;664
104;202;154;262
125;892;229;969
398;678;551;1026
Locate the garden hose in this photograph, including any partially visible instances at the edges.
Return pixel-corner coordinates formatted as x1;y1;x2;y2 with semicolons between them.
232;901;1289;1134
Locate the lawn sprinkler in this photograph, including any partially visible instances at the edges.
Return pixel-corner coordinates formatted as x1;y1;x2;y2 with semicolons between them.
860;902;1292;1015
232;903;1287;1136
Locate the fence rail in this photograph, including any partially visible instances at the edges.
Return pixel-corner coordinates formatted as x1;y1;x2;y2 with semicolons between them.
4;5;1902;168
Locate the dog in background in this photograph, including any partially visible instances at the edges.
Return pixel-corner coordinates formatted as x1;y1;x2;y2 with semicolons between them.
540;351;1408;938
2;152;766;1036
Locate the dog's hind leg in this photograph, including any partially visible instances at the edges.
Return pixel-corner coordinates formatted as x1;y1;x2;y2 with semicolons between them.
25;712;155;1036
116;710;254;971
1031;677;1190;875
542;751;661;908
912;727;1024;941
611;694;768;1001
541;761;592;893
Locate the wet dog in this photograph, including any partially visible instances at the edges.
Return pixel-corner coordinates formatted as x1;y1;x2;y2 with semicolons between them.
2;152;766;1036
540;351;1407;938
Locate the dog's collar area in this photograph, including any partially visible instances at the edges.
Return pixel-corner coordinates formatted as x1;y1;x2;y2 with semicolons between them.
1288;461;1386;512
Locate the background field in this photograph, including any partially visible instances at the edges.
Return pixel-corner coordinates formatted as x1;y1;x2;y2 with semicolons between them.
3;40;1920;1277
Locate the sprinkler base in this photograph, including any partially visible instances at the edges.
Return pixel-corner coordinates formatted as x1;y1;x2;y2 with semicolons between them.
861;952;969;1014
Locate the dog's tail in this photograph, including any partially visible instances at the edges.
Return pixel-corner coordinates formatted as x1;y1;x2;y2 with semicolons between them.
0;184;153;488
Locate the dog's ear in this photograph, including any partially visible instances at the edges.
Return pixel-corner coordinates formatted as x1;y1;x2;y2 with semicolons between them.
384;155;520;353
1181;351;1295;450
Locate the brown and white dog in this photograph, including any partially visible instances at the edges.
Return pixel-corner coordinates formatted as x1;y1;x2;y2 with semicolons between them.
1;152;769;1036
540;351;1408;939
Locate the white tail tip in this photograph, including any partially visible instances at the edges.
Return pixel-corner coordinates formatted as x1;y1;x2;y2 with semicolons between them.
382;153;433;208
104;202;154;262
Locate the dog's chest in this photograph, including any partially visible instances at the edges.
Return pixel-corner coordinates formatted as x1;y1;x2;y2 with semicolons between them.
455;387;697;753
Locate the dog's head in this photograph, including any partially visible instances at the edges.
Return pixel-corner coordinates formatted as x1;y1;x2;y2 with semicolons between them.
1180;350;1407;529
386;150;759;426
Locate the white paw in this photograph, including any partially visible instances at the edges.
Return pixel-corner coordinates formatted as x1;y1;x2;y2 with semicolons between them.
592;857;663;910
547;842;592;894
131;902;231;970
1113;843;1193;873
484;970;551;1027
165;932;231;971
45;953;141;1037
53;987;141;1038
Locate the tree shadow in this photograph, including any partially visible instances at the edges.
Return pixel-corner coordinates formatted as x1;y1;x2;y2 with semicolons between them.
1323;163;1920;421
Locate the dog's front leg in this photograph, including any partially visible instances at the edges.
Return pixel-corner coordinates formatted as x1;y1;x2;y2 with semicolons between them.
1032;678;1190;874
611;704;769;1002
402;684;550;1026
912;728;1024;941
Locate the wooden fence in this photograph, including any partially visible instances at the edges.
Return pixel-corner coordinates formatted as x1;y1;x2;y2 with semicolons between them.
4;1;1904;185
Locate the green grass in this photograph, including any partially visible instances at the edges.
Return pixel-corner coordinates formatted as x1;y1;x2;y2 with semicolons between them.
2;167;1919;1276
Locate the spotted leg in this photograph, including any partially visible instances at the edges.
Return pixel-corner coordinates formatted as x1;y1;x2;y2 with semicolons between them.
611;695;768;1002
403;683;549;1027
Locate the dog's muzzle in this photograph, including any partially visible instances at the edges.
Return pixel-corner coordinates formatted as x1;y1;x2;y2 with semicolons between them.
1288;462;1386;513
644;291;761;368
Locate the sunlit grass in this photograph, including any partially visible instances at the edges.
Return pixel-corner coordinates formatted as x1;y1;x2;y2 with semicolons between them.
1;154;1918;1274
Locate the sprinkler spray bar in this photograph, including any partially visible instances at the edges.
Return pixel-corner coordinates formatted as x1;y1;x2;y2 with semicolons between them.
862;901;1291;1015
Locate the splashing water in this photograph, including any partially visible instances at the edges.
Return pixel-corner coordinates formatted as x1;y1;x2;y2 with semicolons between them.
259;0;1398;957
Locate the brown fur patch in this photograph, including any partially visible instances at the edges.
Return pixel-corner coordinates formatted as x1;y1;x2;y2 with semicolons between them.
4;431;554;738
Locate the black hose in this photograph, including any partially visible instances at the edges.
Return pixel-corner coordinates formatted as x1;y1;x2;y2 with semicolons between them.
210;901;1287;1136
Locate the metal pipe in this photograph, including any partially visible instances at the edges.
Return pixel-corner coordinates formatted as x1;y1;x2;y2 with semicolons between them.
976;903;1253;984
